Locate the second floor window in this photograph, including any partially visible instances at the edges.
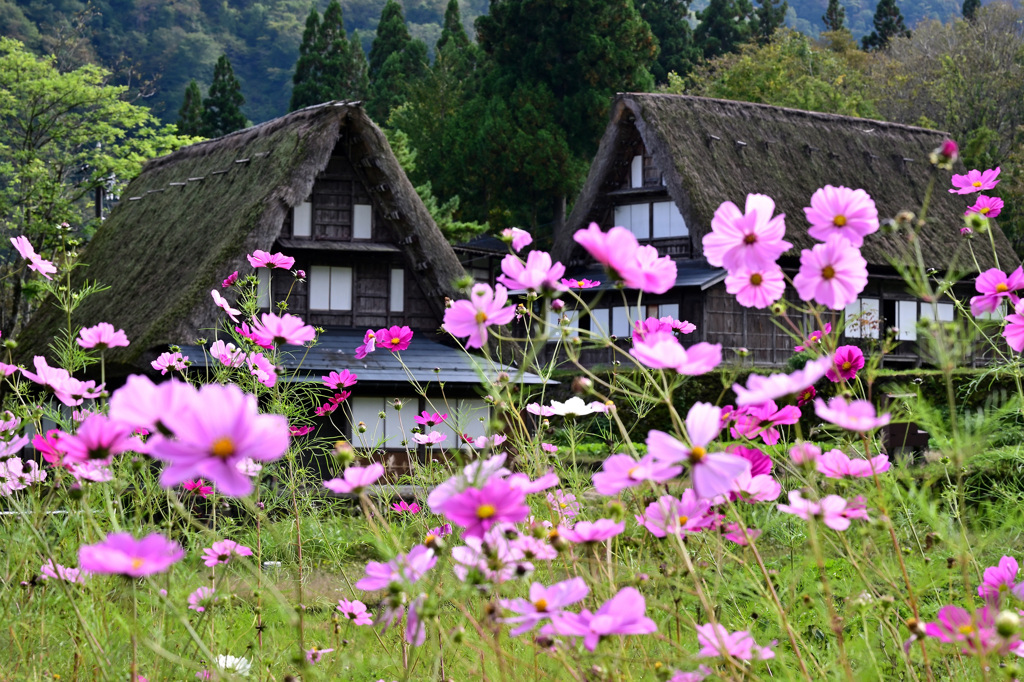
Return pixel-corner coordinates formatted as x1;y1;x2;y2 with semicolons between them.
309;266;353;311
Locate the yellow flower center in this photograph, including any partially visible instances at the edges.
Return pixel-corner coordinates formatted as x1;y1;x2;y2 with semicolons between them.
833;215;847;227
822;266;836;280
477;504;497;519
958;624;975;635
997;283;1009;293
842;361;852;370
391;337;401;345
743;233;757;245
131;558;144;570
424;533;437;545
627;466;640;478
475;311;488;323
678;515;689;525
981;207;990;215
973;181;982;187
211;436;235;459
690;446;707;463
533;598;549;612
750;273;763;286
559;502;567;509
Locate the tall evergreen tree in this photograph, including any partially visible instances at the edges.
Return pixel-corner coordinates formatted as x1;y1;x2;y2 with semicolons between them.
861;0;911;50
822;0;847;31
962;0;980;21
347;31;369;101
638;0;701;83
753;0;788;43
203;54;247;137
695;0;755;59
367;0;427;122
437;0;470;53
320;0;357;99
177;79;204;136
290;6;326;111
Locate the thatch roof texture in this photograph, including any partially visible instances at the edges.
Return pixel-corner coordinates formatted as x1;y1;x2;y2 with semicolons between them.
555;93;1017;272
18;102;468;370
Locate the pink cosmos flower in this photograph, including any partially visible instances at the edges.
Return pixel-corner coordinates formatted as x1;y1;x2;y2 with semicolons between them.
452;527;533;584
463;433;509;448
541;442;558;453
202;539;253;567
355;545;437;591
77;323;130;350
20;356;103;406
573;223;641;275
354;329;376;359
703;194;792;271
730;401;800;445
323;463;385;494
151;351;188;375
439;477;529;538
696;623;775;660
236;458;262;477
78;532;184;577
729;445;772;476
732;356;831;406
40;560;85;584
501;577;589;636
250;312;316;346
971;267;1024;316
305;647;334;664
392;500;421;514
795;322;832;351
722;523;761;546
725;266;786;309
413;431;446;446
796;386;816;406
1007;301;1024;352
0;457;46;495
979;556;1018;603
632;316;676;342
620;244;678;294
793;235;867;310
497;251;567;293
647;403;751;499
323;370;357;389
426;453;511;511
222;271;239;287
637;490;716;537
377;325;413;352
209;340;245;367
925;605;1004;654
413;411;447;427
777;491;854;531
289;425;314;437
210;290;241;323
337;598;374;625
147;382;290;497
526;402;556;417
183;479;213;497
443;283;516;349
188;586;217;612
804;186;879;247
546;587;657;651
502;227;533;252
561;519;625;543
727;469;782;503
243;353;276;388
247;250;295;269
68;461;113;483
630;332;722;375
10;235;57;279
592;453;682;496
826;345;864;382
816;450;890;478
58;414;137;465
547;489;580;519
561;278;600;289
789;442;822;465
506;470;560;494
949;168;1001;194
966;195;1004;219
815;396;891;432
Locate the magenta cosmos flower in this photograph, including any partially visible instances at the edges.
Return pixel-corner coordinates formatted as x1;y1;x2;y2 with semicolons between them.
793;235;867;310
202;539;253;567
210;290;241;323
354;329;376;358
703;194;792;271
10;235;57;279
696;623;775;660
732;356;831;406
631;332;722;376
40;560;86;584
725;265;785;309
816;450;890;478
413;411;447;427
440;477;530;538
376;325;413;351
561;519;624;544
1006;302;1024;352
323;463;385;494
592;453;681;496
815;396;891;432
637;490;715;537
412;431;446;445
966;195;1004;219
979;556;1018;602
322;369;357;389
646;403;750;499
826;345;864;382
925;605;1001;652
501;577;589;636
949;168;1001;194
79;532;184;577
20;355;103;407
443;283;517;349
147;382;290;497
355;544;436;591
970;267;1024;316
804;185;879;248
777;491;854;531
501;227;533;252
337;598;374;625
247;249;295;269
497;251;566;293
547;587;657;651
188;586;218;612
77;323;130;350
183;479;213;497
250;312;316;346
59;414;137;465
561;277;600;289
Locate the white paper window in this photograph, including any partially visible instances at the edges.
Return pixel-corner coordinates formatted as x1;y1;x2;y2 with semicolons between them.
350;397;417;447
547;308;577;340
844;298;879;339
611;306;630;338
652;201;672;239
981;302;1006;321
897;300;918;341
589;308;609;337
920;303;955;322
293;201;312;237
668;201;687;236
630;155;643;188
309;266;353;311
630;203;650;240
390;268;404;312
257;268;271;309
614;204;631;231
353;204;373;239
659;303;679;320
350;397;385;448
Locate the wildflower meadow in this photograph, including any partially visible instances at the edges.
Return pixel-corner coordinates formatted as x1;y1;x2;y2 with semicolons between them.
4;141;1024;681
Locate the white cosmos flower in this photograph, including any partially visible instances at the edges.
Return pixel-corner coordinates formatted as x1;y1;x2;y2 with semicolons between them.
216;655;252;676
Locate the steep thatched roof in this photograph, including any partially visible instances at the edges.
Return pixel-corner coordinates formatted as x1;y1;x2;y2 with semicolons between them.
555;94;1017;272
17;102;468;370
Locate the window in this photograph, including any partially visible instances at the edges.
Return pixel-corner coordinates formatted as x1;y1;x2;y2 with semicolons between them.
659;303;680;320
349;397;417;448
353;204;373;239
652;201;688;238
293;201;312;238
390;268;404;312
613;203;651;240
442;399;490;443
257;268;271;309
309;266;352;311
919;303;955;323
896;300;919;341
630;155;643;188
546;308;578;340
589;308;609;337
844;298;880;339
591;304;677;338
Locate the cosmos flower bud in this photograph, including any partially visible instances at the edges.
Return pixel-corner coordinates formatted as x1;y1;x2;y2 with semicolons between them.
997;610;1020;638
929;139;958;169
